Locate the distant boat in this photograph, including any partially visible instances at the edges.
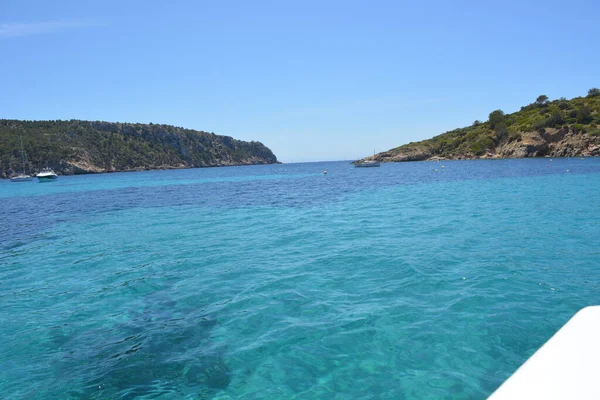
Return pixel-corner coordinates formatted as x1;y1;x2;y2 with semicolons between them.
355;160;380;168
355;149;381;168
11;135;33;182
37;167;58;182
11;174;33;182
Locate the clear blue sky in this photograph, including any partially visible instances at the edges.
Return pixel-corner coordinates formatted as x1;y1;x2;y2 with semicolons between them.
1;0;598;162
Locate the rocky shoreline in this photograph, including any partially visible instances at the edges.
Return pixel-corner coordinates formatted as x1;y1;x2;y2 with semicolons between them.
359;92;600;164
362;128;600;164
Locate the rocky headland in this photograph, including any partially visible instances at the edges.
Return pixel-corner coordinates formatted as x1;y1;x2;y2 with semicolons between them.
0;120;279;178
359;90;600;163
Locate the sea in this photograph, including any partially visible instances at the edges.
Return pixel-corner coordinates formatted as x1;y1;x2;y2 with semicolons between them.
1;158;599;399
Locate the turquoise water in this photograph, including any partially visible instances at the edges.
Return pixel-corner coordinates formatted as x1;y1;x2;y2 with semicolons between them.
1;159;599;399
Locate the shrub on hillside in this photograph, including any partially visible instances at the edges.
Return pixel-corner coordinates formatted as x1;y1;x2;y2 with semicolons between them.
495;123;508;140
533;118;547;132
589;128;600;136
572;124;586;134
547;110;565;127
488;110;505;129
576;106;592;124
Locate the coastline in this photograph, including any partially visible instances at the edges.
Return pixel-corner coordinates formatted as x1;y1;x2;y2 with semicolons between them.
1;159;282;179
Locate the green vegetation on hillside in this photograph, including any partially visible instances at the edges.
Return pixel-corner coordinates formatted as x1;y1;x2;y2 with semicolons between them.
0;120;278;178
376;89;600;162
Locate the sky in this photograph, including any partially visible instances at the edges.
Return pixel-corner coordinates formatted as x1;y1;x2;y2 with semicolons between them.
1;0;599;162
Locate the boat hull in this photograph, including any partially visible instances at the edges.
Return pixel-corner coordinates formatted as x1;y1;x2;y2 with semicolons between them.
355;162;380;168
11;175;33;182
37;176;58;182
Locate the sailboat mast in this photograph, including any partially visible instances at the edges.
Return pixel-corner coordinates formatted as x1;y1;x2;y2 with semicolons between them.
20;134;26;173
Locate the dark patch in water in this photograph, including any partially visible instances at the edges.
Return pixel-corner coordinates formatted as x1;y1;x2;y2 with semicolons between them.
185;355;232;390
52;294;231;398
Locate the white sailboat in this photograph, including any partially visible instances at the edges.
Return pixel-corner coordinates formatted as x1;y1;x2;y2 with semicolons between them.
355;149;381;168
355;160;381;168
10;135;33;182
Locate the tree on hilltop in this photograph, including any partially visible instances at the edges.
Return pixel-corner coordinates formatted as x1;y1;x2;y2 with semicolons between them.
535;95;549;106
588;88;600;97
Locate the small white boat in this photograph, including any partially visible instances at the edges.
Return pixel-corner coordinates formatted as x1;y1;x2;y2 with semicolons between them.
11;135;33;182
355;160;380;168
37;167;58;182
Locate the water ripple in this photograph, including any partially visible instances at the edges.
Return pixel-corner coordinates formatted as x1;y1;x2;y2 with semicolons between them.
1;159;599;398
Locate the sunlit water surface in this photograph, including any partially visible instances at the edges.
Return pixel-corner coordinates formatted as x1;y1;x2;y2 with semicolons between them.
1;158;599;399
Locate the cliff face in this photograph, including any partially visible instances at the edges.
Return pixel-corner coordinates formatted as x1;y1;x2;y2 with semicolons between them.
362;93;600;163
0;120;279;178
